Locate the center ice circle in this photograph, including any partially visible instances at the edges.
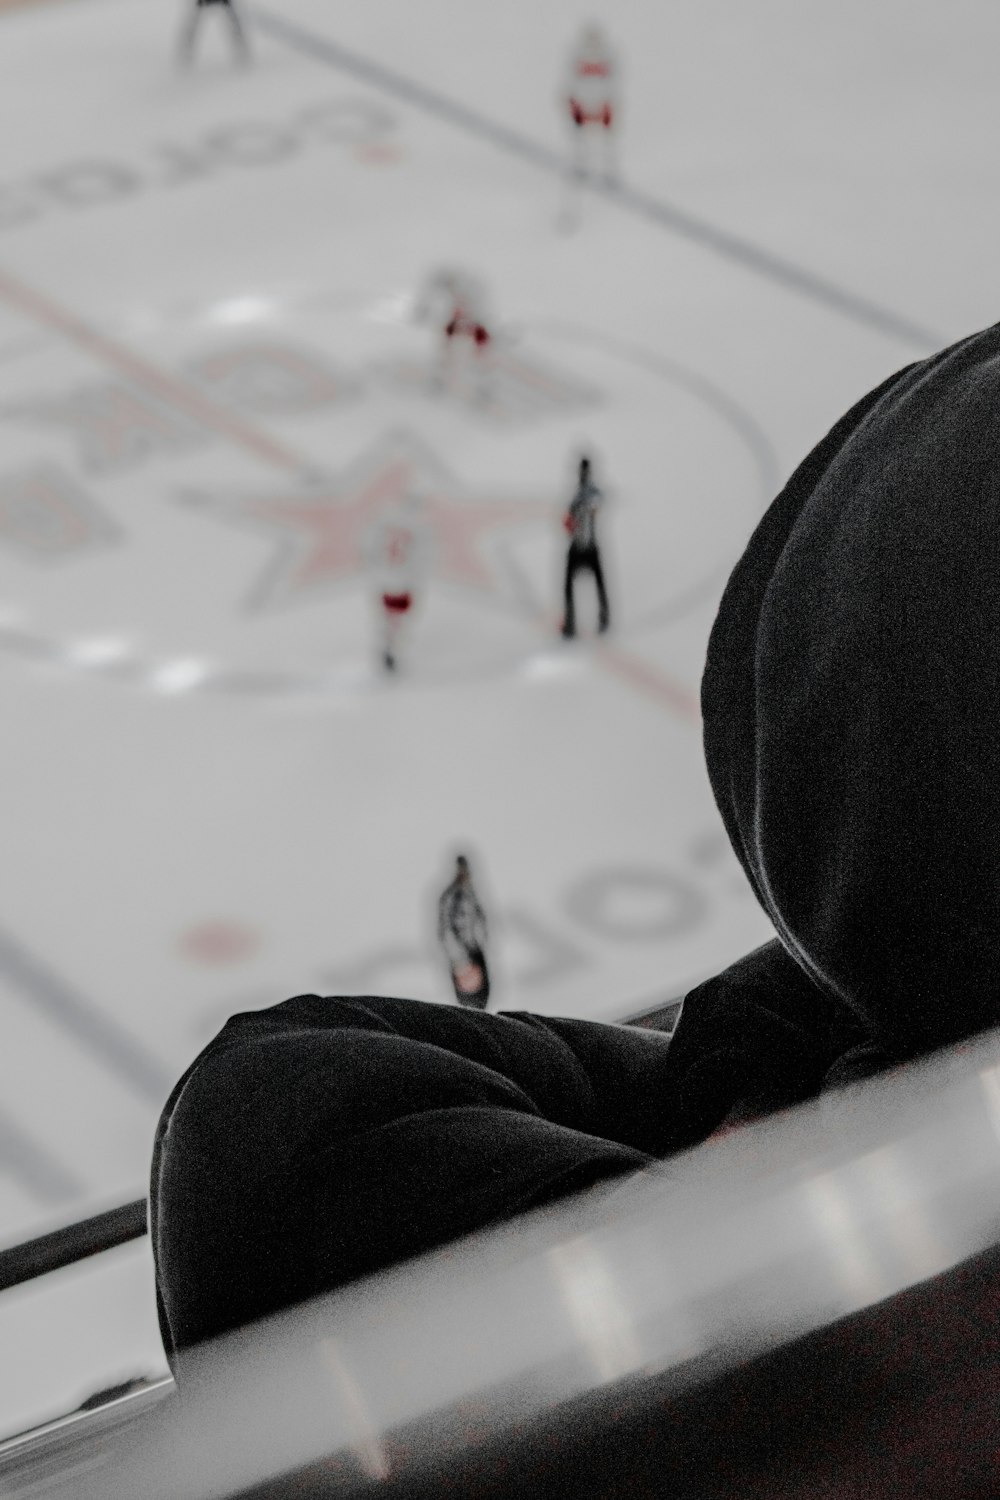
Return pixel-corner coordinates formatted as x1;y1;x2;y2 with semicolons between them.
0;296;778;698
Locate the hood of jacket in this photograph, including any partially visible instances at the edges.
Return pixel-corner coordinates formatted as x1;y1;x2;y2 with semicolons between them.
702;326;1000;1060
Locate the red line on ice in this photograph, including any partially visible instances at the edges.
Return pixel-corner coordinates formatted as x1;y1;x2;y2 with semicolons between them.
0;266;307;474
594;640;701;722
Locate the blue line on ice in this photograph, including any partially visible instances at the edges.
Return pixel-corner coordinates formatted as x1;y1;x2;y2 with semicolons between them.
0;924;171;1105
251;8;942;354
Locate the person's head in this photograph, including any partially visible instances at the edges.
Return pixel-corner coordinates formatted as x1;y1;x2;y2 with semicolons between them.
702;324;1000;1062
578;455;591;483
455;854;470;882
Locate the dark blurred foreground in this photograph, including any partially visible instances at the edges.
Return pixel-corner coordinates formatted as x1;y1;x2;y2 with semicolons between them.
3;1028;999;1499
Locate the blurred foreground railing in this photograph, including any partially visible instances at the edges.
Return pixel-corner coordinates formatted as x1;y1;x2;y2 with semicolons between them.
2;1023;998;1498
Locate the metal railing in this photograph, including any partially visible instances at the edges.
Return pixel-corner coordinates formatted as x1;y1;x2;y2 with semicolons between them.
16;1026;1000;1499
0;1199;148;1294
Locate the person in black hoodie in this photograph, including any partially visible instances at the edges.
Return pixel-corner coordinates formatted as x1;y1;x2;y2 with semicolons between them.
151;325;1000;1372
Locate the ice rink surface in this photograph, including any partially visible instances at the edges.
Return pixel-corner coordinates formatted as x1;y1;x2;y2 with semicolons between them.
0;0;998;1437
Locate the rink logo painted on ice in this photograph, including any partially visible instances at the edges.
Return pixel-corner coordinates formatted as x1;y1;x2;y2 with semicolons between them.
0;342;357;478
0;99;399;232
3;383;207;475
0;332;585;506
179;429;553;612
0;465;122;560
326;862;712;999
377;350;602;427
190;842;750;1034
187;343;356;417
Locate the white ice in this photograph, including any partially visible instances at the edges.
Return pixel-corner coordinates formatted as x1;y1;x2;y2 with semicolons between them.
0;0;995;1438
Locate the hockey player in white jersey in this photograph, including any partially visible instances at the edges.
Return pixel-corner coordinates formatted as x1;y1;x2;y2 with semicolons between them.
562;23;619;189
437;854;491;1010
177;0;250;66
362;490;433;673
416;268;494;402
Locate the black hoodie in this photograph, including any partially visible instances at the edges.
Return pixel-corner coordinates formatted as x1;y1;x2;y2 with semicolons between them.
704;326;1000;1065
152;329;1000;1367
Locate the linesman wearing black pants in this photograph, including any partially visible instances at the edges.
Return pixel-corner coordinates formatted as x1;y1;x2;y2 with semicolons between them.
562;454;610;638
177;0;250;66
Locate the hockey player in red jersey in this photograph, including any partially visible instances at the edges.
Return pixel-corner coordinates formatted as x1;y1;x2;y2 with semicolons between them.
177;0;250;66
416;268;494;402
363;489;433;673
563;22;619;187
437;854;491;1010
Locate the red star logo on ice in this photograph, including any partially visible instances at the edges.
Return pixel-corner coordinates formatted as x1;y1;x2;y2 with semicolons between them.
178;430;553;611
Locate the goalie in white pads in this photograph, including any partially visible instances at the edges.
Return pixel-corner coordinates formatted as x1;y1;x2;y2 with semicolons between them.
363;490;433;673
